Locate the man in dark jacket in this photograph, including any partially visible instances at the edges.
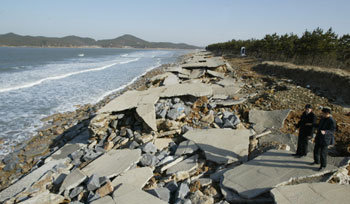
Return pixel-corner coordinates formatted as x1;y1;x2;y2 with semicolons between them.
312;107;336;171
293;104;316;157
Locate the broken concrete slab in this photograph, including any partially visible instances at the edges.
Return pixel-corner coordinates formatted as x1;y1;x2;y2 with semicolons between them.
271;183;350;204
113;183;167;204
147;187;171;203
183;128;253;164
136;103;157;131
154;138;173;150
82;149;141;178
98;90;141;113
189;69;206;79
19;190;65;204
211;85;241;100
222;150;337;199
182;57;226;69
160;83;213;98
214;98;247;106
175;140;199;156
90;196;116;204
163;73;180;86
59;168;87;193
167;155;199;175
111;167;153;189
249;109;291;133
207;70;225;78
0;159;68;202
216;77;238;87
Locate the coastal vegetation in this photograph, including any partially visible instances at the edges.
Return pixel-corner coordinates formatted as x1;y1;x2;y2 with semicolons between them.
0;33;199;49
206;28;350;70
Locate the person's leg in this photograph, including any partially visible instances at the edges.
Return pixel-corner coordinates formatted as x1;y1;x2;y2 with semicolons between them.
313;142;320;164
295;133;302;155
300;134;308;156
320;145;328;168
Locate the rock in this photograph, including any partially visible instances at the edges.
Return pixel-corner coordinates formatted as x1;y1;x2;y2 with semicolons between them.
82;149;141;178
189;190;214;204
175;141;199;156
3;162;16;172
69;186;84;199
166;180;178;193
181;125;193;134
70;150;84;161
175;199;192;204
96;181;114;197
176;182;190;200
142;142;157;154
167;108;184;120
157;155;175;167
271;182;350;204
207;70;225;78
249;109;291;133
113;183;167;204
198;178;212;187
201;111;214;124
140;153;159;167
214;117;223;127
59;169;87;193
112;167;153;189
19;190;65;204
110;120;118;129
90;196;116;204
87;174;101;191
160;156;185;172
126;128;134;138
167;155;198;175
147;187;171;203
128;141;140;149
156;108;168;119
87;192;100;203
154;138;173;150
183;128;253;164
222;150;338;199
137;134;154;144
0;159;67;202
83;149;102;162
104;141;114;151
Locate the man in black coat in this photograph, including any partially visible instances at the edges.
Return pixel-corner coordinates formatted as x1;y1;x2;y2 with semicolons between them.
312;107;336;171
293;104;316;157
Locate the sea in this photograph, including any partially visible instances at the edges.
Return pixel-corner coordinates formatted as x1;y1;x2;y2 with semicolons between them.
0;47;191;156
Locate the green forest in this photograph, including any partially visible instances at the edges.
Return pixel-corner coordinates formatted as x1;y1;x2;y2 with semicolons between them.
206;28;350;70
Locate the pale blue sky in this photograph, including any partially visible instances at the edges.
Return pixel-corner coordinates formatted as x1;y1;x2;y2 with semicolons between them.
0;0;349;46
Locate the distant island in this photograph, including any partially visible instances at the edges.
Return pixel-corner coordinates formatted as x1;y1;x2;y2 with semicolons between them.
0;33;200;49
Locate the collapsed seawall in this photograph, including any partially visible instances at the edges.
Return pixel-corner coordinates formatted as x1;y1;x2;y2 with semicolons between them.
252;61;350;105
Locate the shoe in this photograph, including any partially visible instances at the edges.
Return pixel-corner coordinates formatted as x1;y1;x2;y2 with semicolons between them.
318;167;326;171
309;162;319;165
292;153;300;157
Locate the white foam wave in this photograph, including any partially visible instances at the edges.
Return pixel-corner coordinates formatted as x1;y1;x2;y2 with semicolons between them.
95;60;162;102
0;58;140;93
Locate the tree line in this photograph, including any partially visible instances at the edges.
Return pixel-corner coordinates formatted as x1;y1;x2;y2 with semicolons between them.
206;28;350;70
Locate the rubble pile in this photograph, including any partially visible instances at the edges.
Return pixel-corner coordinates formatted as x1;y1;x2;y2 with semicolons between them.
1;52;349;204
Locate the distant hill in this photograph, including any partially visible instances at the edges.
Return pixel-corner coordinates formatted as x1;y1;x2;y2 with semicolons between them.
0;33;199;49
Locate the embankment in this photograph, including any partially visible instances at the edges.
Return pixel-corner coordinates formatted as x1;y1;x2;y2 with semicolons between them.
252;61;350;105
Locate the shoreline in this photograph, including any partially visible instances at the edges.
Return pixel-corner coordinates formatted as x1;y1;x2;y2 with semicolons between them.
0;52;191;190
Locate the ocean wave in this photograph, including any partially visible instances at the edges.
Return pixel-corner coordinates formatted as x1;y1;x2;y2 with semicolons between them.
0;58;140;93
95;60;162;102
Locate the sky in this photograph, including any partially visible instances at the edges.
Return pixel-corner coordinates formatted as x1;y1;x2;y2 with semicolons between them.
0;0;349;47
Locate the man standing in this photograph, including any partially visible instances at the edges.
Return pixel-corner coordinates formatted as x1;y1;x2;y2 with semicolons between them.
294;104;316;157
312;107;336;171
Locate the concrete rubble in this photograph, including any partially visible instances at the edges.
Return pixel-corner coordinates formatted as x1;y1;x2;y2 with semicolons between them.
1;51;349;204
222;150;337;199
183;128;253;164
271;183;350;204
